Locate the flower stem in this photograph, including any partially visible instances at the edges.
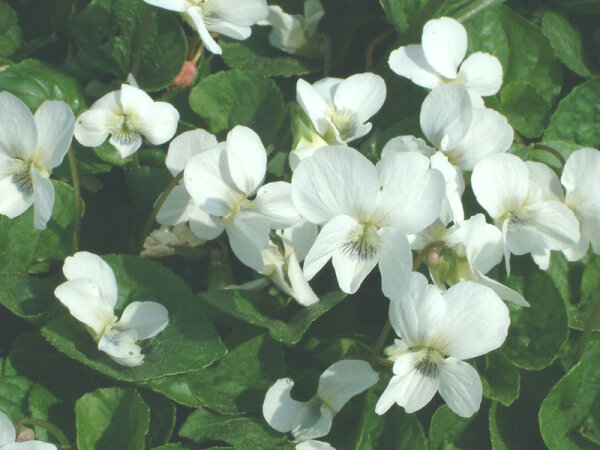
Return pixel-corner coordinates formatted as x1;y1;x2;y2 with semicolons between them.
14;417;70;447
575;295;600;362
321;33;332;77
534;144;566;168
365;28;394;71
137;171;184;253
130;5;152;79
67;147;82;251
454;0;505;23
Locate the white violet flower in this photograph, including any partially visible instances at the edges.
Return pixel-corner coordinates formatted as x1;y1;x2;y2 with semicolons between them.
74;84;179;159
375;273;510;418
184;125;300;272
263;360;378;442
141;224;205;258
389;16;503;102
0;92;75;230
143;0;268;55
54;252;169;367
291;145;445;295
0;410;56;449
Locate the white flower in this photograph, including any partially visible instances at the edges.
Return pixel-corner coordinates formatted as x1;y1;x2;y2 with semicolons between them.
471;153;580;271
263;360;378;442
419;84;514;171
389;16;503;101
260;220;319;306
141;224;205;258
375;273;510;418
560;147;600;261
291;145;445;295
296;73;386;146
296;440;335;450
0;92;75;229
144;0;268;55
74;84;179;159
54;252;169;367
259;0;324;56
412;214;529;306
156;129;223;241
184;126;300;272
0;410;56;449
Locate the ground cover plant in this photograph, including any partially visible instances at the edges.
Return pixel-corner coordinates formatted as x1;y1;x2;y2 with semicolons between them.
0;0;598;448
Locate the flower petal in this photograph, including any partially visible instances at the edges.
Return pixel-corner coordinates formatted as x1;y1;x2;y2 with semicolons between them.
62;251;118;305
317;360;379;412
226;213;270;272
143;0;187;12
98;329;144;367
0;92;37;159
378;227;412;300
291;146;378;224
474;272;529;306
188;207;224;240
263;378;306;433
109;133;142;159
165;129;219;175
0;162;33;219
292;404;333;442
388;45;443;89
138;101;180;146
251;181;300;229
441;282;510;359
119;84;154;115
208;19;251;40
156;183;195;226
225;126;267;195
73;108;113;148
0;410;16;446
188;6;223;54
33;100;75;169
380;135;435;158
31;169;54;230
295;440;335;450
422;17;467;79
438;358;482;417
297;79;331;136
117;301;169;340
333;73;386;123
459;52;503;97
331;244;379;294
281;220;318;262
212;0;269;26
286;252;319;306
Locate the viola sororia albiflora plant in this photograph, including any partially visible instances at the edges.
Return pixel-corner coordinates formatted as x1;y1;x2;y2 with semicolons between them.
0;0;598;448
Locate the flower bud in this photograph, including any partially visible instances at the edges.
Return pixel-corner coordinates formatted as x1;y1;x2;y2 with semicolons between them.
172;61;197;88
16;426;35;442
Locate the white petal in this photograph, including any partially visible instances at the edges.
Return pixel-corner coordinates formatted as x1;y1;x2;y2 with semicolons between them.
448;213;502;274
156;183;195;226
250;181;299;229
184;148;240;217
188;207;224;240
292;404;333;442
420;85;472;152
474;272;529;307
561;148;600;200
73;109;113;148
119;84;153;115
471;153;529;219
143;0;187;12
212;0;268;26
281;220;318;262
317;360;379;412
138;101;180;146
0;410;16;445
438;358;482;418
451;108;513;171
441;282;510;359
263;378;306;433
291;146;378;224
380;135;435;158
98;329;144;367
378;227;412;300
296;79;331;136
33;101;75;169
117;301;169;340
374;152;445;233
286;252;319;306
2;441;59;450
312;78;342;104
296;440;335;450
166;129;218;175
109;133;142;159
208;19;251;40
31;170;54;230
54;278;116;336
519;201;580;251
0;92;37;159
62;251;118;305
459;52;503;97
188;7;223;55
422;17;467;79
430;152;465;224
387;272;447;347
226;213;270;272
333;73;386;123
303;215;357;281
225;126;266;195
0;168;33;219
388;45;443;89
331;243;379;294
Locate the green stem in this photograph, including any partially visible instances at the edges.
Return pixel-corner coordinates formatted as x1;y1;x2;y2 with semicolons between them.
67;148;82;251
575;296;600;361
454;0;505;23
130;5;152;79
137;171;184;253
321;33;332;77
534;144;566;168
14;417;70;447
131;152;141;168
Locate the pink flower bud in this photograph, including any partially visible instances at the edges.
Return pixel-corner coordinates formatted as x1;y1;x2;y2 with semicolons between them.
427;250;441;267
17;426;35;442
172;61;197;88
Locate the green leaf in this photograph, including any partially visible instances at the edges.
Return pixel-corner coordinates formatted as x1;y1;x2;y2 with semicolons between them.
539;341;600;448
68;0;187;91
0;59;86;114
0;376;32;420
200;289;346;344
42;254;226;382
179;407;291;449
28;384;73;443
75;387;150;450
481;351;521;407
541;11;593;78
464;6;563;103
142;391;176;449
378;0;429;32
567;256;600;331
496;82;551;138
428;405;475;450
0;1;21;57
147;334;285;413
189;70;284;138
543;77;600;147
7;0;74;39
220;29;320;78
502;272;569;370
